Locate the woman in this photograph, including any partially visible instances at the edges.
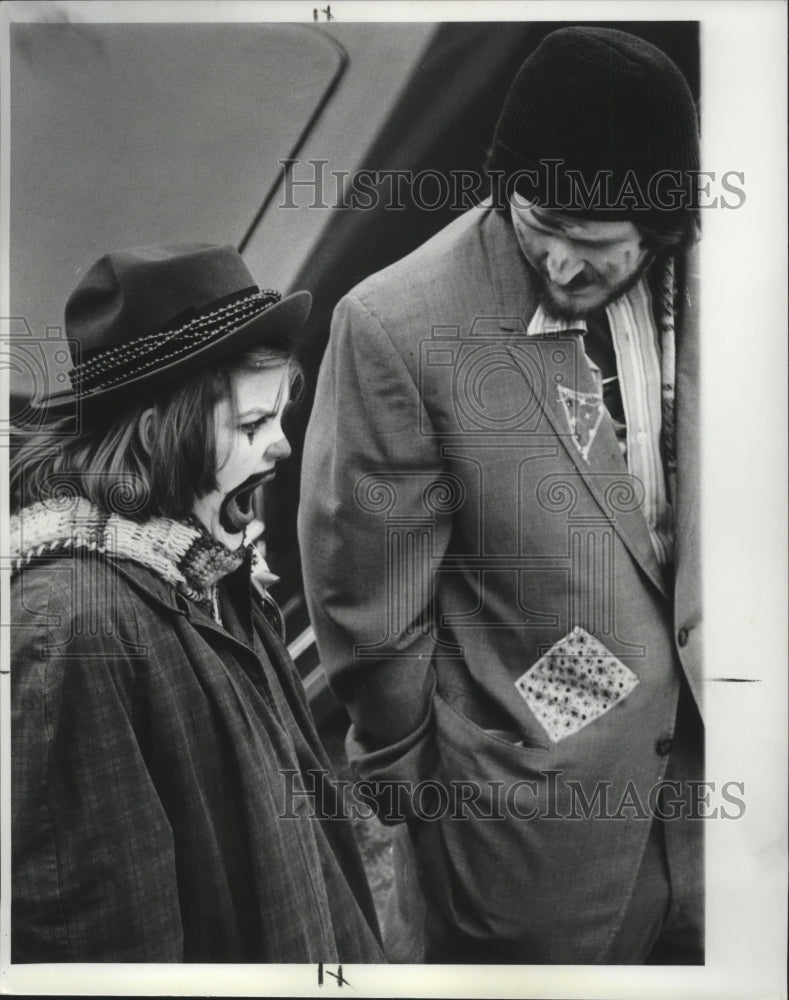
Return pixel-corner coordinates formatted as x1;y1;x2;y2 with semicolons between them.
9;243;383;963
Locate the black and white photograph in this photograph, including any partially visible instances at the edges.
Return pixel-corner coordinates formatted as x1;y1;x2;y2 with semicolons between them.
0;2;785;997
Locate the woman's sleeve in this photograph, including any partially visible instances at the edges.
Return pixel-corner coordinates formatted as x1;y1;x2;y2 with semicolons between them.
11;565;184;962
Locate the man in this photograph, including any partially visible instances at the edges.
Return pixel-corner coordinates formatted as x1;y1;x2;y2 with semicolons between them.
299;26;702;964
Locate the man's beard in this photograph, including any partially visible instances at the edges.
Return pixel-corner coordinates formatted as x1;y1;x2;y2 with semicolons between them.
538;254;655;321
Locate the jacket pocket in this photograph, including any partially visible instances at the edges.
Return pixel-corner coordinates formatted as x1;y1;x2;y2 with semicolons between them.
436;688;550;762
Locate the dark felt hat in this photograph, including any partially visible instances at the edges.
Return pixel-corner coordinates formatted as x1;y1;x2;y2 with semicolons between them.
489;26;700;223
37;243;311;417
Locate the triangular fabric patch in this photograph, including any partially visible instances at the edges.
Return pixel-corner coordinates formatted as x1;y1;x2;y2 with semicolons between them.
557;385;604;462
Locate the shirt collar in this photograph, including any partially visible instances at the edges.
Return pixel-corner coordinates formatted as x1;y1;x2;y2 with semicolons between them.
527;304;586;336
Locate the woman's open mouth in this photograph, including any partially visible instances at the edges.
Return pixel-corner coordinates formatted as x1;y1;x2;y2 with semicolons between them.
219;471;275;533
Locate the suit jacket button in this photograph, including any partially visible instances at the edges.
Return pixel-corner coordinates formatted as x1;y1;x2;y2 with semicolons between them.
677;626;689;647
655;737;674;756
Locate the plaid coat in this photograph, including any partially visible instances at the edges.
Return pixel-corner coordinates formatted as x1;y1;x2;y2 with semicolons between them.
11;552;383;963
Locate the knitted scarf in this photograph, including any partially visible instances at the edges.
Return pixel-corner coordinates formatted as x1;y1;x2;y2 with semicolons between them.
9;498;247;614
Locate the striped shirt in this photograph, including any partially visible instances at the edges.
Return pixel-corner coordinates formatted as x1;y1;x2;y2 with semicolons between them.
527;278;673;566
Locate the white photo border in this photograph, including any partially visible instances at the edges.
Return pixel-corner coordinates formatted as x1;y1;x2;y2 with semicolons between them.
0;1;786;997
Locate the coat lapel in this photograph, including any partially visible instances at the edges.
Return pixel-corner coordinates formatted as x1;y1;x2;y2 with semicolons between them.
673;246;701;585
479;209;667;597
672;246;703;712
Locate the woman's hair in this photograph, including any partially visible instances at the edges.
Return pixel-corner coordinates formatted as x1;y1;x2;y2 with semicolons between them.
10;346;303;519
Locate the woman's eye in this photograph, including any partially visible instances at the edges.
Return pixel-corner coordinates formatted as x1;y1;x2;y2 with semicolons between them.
239;416;269;441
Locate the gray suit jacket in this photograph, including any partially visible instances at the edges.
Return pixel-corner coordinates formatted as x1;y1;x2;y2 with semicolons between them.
299;204;702;961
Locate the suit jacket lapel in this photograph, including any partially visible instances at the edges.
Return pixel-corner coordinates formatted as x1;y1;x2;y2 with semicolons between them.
479;209;668;597
673;246;701;582
672;246;702;713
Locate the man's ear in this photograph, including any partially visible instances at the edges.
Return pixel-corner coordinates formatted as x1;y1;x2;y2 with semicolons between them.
137;408;156;455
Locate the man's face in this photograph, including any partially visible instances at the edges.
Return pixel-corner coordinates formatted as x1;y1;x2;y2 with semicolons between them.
509;198;653;319
192;365;291;548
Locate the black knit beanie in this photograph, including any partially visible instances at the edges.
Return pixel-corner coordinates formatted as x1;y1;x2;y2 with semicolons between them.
489;27;700;227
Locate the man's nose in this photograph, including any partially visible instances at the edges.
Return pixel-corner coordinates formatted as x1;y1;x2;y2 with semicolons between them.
266;431;291;462
545;242;586;286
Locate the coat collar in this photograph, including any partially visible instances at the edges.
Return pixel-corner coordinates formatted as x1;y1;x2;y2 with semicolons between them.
478;206;540;334
113;552;266;653
111;556;188;615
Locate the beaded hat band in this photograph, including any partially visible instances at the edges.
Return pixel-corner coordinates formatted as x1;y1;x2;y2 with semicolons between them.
35;243;311;416
69;287;281;396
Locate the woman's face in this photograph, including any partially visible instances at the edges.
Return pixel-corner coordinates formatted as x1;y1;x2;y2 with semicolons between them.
192;364;291;548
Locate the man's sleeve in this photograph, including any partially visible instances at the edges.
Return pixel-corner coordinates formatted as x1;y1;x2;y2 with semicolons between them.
11;572;184;962
298;292;451;803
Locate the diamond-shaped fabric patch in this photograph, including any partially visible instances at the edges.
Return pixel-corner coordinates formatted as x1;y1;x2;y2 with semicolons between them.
515;627;639;743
